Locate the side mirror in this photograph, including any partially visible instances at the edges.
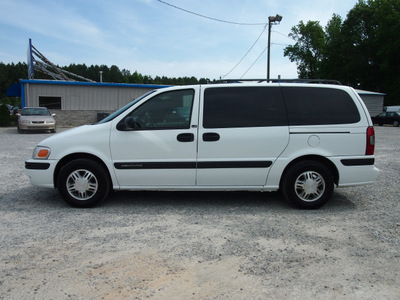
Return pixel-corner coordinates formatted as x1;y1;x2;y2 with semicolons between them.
51;113;56;117
116;116;136;131
125;116;136;128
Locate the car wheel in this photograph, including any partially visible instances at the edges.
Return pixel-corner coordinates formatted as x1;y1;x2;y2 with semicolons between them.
393;121;399;127
57;159;110;208
282;160;334;209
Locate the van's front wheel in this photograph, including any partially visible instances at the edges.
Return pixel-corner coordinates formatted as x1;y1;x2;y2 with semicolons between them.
282;161;334;209
57;159;110;208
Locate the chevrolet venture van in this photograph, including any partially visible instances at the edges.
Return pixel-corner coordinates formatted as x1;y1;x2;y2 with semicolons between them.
25;83;379;209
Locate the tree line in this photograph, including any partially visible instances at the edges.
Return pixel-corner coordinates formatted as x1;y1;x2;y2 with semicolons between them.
284;0;400;105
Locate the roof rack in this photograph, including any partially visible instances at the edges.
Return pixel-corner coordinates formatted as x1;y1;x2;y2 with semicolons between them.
216;79;342;85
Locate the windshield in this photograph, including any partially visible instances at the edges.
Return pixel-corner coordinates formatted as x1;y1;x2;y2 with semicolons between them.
97;90;156;124
21;108;50;116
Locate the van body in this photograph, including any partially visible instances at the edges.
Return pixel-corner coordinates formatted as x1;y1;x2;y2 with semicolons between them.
25;83;379;208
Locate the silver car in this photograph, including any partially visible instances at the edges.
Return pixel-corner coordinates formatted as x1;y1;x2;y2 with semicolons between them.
18;107;56;133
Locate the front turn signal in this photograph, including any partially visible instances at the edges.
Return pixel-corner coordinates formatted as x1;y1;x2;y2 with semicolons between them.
33;146;51;159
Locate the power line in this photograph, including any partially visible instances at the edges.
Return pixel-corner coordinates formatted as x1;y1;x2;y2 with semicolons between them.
272;30;295;40
240;47;268;79
222;25;267;78
156;0;266;26
271;42;290;46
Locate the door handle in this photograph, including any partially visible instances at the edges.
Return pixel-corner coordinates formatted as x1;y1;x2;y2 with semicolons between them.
177;133;194;142
203;132;220;142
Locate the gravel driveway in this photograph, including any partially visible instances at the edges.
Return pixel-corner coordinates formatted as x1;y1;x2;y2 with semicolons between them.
0;126;399;299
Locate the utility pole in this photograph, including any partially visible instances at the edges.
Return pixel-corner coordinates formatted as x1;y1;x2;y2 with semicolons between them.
267;14;283;80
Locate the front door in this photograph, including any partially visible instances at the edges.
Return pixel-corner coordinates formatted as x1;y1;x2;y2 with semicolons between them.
110;88;199;187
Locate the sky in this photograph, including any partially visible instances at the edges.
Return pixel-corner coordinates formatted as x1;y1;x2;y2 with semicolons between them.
0;0;359;81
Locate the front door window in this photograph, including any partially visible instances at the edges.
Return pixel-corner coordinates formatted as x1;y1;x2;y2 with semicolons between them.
128;89;194;130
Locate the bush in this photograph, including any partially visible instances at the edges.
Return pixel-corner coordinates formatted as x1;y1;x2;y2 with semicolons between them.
0;104;11;126
10;114;18;126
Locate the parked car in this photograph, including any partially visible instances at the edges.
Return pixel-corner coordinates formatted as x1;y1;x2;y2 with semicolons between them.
17;107;56;133
25;83;379;209
5;104;20;115
384;105;400;113
371;112;400;127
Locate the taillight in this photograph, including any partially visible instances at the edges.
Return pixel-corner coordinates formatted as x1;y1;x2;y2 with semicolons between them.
366;126;375;155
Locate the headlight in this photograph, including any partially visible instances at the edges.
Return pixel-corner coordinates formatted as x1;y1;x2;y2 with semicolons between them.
46;120;55;124
21;120;30;124
32;146;51;159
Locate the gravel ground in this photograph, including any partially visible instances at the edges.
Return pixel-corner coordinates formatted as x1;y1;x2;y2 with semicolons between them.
0;126;399;299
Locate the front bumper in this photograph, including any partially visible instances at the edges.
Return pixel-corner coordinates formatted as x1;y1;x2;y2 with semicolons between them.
19;123;56;131
25;159;58;188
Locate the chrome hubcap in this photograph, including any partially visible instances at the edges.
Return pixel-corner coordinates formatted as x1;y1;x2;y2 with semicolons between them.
295;171;325;202
66;169;98;200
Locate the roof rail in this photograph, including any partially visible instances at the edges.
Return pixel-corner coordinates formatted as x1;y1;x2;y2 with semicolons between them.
216;79;342;85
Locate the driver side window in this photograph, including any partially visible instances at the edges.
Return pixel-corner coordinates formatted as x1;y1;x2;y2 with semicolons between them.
127;89;194;130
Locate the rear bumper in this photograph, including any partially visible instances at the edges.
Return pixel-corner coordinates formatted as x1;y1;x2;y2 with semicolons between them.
331;156;379;187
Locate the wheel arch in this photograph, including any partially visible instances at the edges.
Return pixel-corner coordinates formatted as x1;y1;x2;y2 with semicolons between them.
54;153;112;189
280;155;339;188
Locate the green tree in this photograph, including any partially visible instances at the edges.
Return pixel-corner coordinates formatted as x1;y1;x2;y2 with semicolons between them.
370;0;400;104
0;104;11;126
284;0;400;104
284;21;326;78
320;14;345;80
109;65;124;83
340;0;379;89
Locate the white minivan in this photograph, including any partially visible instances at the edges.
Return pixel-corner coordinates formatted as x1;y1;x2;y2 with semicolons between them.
25;83;379;209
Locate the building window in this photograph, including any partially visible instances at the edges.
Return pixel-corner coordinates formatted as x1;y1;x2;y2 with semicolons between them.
39;96;61;109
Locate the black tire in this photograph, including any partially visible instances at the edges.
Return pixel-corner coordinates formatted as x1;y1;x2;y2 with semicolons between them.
282;160;334;209
393;120;399;127
57;159;110;208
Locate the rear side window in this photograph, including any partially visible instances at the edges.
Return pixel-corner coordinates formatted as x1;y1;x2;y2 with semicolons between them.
282;87;360;125
203;87;287;128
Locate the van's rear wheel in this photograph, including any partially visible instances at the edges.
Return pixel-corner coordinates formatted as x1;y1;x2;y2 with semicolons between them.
282;161;334;209
57;159;110;208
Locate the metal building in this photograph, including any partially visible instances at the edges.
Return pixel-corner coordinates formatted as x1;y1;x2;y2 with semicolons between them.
355;89;385;117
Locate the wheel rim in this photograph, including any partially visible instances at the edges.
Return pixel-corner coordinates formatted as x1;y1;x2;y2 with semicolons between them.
294;171;325;202
66;169;98;201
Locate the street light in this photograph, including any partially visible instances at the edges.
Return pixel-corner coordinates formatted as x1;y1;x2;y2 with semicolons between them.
267;14;283;80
